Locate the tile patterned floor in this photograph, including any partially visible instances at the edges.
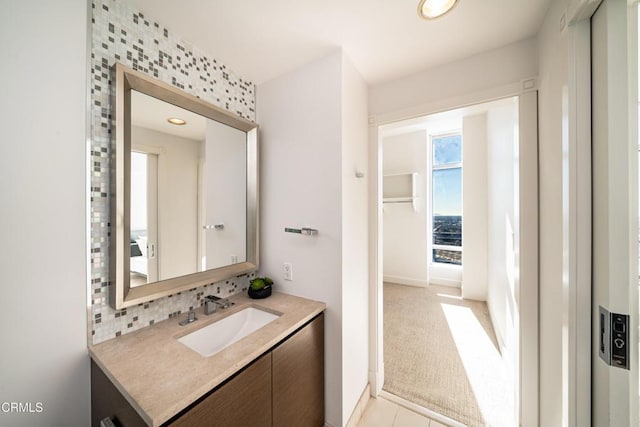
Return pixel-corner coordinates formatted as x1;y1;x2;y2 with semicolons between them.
357;397;449;427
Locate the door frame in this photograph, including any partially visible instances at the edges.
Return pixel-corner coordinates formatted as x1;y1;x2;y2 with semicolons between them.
131;146;161;283
566;18;593;427
584;0;640;425
367;83;540;425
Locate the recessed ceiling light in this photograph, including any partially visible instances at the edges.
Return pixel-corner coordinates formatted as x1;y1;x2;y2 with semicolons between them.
418;0;458;19
167;117;187;125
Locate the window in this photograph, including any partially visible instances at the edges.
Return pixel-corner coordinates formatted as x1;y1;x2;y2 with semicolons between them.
431;133;462;265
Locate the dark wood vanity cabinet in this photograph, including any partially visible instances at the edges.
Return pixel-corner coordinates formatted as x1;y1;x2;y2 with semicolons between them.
272;313;324;426
91;360;148;427
91;313;324;427
169;353;272;427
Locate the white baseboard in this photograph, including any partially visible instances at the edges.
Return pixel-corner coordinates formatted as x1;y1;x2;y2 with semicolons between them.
486;297;517;387
383;275;429;287
368;369;383;395
486;298;507;355
346;383;371;427
428;277;461;288
461;292;487;302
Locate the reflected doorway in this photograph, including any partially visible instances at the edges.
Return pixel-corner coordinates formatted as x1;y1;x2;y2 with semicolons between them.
130;151;159;286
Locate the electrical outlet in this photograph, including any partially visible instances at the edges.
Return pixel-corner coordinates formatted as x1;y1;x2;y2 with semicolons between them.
230;254;238;264
283;262;293;281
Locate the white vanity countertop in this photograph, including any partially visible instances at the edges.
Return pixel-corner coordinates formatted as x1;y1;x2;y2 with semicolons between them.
89;291;326;426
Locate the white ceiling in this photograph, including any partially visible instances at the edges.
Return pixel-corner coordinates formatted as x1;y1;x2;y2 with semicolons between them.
124;0;551;85
131;91;206;141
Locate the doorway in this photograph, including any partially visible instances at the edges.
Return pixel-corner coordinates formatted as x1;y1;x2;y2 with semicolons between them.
130;150;159;286
369;91;539;426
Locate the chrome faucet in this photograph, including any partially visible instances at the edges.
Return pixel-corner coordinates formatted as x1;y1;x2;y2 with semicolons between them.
179;308;197;326
205;295;233;309
203;297;217;315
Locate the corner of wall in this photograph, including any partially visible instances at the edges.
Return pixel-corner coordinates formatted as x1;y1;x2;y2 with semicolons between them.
462;113;488;301
535;0;569;424
340;50;370;427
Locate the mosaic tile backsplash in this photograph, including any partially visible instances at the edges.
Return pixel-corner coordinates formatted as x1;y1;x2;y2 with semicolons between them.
90;0;256;344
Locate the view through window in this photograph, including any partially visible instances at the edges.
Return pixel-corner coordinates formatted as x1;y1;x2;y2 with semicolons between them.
431;133;462;265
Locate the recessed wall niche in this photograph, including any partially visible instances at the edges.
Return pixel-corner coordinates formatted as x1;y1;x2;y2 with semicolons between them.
90;0;256;344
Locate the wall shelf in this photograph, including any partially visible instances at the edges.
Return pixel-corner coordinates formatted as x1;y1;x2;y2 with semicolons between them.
383;173;418;210
382;197;415;203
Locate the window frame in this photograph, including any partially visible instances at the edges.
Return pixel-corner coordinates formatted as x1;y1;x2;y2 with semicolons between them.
428;130;463;267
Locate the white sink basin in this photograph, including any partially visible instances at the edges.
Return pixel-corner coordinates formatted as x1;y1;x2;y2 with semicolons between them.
178;307;280;357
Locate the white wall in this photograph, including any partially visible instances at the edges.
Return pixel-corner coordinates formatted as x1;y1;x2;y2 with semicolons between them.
462;114;488;300
132;126;200;280
382;131;429;287
0;1;90;426
486;102;518;375
204;120;247;269
537;0;568;424
258;50;369;427
369;38;538;118
257;51;344;426
340;55;369;426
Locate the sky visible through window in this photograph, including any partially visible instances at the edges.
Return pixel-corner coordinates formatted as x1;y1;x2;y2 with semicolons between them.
432;134;462;216
433;134;462;165
432;133;462;265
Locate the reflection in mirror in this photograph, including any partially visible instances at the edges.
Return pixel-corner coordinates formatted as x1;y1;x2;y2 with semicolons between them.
112;63;258;309
128;92;248;288
130;151;157;286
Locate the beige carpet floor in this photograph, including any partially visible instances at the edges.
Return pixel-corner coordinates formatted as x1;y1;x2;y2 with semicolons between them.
383;282;511;427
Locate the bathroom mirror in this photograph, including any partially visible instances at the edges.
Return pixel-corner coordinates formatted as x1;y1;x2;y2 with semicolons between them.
111;63;258;309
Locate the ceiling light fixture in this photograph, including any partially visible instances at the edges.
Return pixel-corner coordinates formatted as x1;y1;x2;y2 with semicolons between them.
418;0;458;19
167;117;187;125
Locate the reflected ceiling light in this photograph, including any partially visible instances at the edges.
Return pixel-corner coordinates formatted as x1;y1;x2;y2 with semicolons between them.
418;0;458;19
167;117;187;125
